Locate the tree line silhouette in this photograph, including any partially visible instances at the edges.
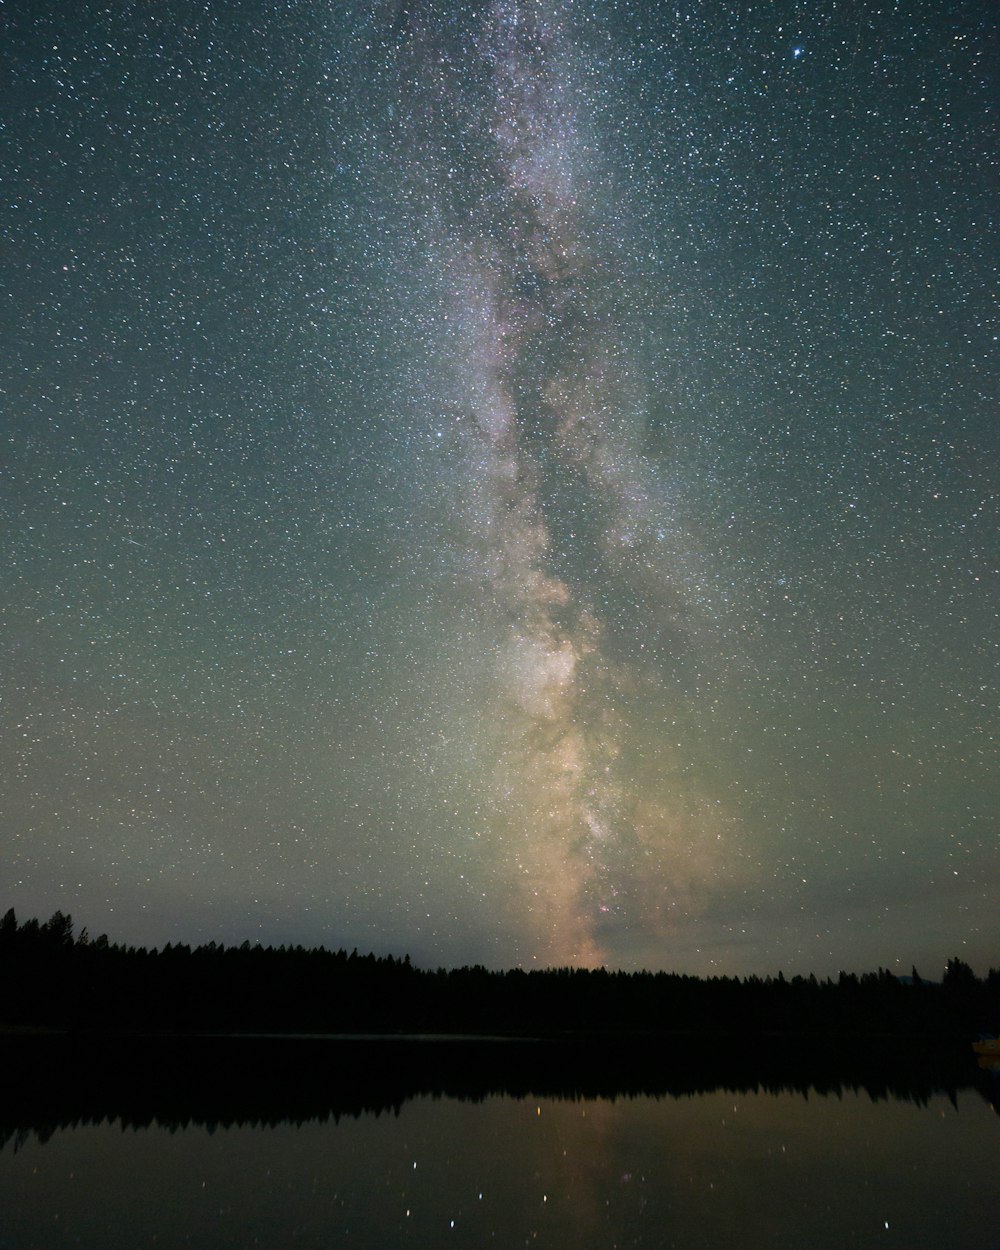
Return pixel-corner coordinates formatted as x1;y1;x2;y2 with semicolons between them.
2;908;997;1038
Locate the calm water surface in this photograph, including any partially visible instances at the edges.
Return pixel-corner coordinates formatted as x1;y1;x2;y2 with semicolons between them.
2;1086;997;1249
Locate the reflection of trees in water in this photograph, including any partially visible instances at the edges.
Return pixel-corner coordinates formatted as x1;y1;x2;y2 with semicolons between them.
2;908;997;1146
1;1033;995;1151
975;1058;1000;1117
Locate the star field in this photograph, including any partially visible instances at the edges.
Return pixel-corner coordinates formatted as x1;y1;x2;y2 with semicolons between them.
2;0;996;974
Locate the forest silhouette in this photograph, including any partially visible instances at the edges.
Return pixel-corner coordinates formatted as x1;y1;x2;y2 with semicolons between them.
4;908;999;1150
2;907;996;1040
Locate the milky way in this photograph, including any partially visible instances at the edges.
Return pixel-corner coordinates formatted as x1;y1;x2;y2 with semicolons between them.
2;0;996;974
379;1;730;964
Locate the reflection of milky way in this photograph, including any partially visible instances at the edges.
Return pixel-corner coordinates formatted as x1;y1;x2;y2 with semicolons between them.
390;2;719;963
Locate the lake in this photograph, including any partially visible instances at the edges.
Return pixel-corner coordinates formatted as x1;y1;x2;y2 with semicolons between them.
1;1036;997;1248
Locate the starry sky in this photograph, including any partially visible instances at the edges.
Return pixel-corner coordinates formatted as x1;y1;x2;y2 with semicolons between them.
3;0;997;976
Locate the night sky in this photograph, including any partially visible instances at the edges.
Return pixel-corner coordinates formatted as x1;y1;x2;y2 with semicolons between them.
3;0;996;976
